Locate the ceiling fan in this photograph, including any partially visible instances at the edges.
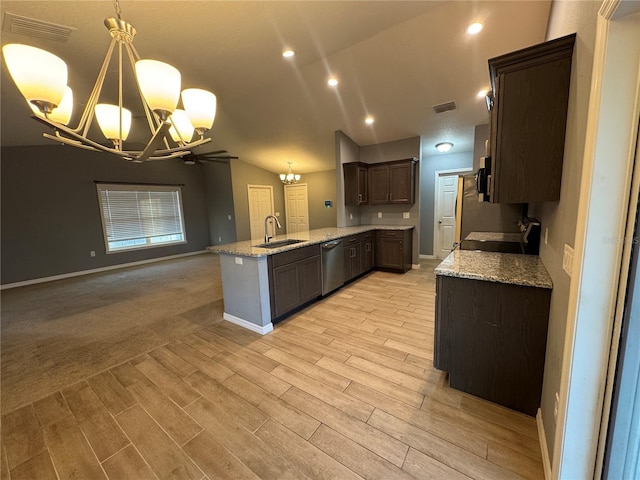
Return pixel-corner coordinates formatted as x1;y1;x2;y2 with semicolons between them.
181;149;238;165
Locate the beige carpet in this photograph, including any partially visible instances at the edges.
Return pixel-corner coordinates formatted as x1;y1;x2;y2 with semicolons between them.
1;253;223;414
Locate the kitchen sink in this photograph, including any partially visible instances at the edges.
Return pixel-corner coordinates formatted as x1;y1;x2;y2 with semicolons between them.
255;239;304;249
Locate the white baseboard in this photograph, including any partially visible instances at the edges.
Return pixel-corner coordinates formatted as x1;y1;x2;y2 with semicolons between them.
1;250;208;290
537;408;552;479
223;312;273;335
411;264;421;269
419;254;435;259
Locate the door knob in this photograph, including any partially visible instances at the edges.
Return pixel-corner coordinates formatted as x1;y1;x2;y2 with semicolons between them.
438;220;442;224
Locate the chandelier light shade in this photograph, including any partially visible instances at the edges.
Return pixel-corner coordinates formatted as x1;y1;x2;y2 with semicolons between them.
29;86;74;126
0;0;217;162
135;59;181;120
2;44;67;113
169;109;195;144
280;162;301;184
182;88;217;134
95;104;132;141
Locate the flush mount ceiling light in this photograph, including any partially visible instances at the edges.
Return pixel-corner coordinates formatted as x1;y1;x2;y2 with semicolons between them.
282;49;295;58
467;22;483;35
327;77;339;87
365;116;374;125
280;161;301;184
1;0;216;163
435;142;453;153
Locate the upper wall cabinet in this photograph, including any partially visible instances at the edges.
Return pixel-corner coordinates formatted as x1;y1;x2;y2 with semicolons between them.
343;162;369;206
487;33;576;203
344;158;416;206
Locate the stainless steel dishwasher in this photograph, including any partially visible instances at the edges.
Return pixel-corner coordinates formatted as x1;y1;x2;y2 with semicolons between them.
321;239;344;296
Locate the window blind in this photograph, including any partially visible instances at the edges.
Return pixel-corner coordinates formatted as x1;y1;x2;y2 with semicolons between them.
96;183;186;253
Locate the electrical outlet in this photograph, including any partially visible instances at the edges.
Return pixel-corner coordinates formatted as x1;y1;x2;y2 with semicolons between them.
544;228;548;245
403;212;410;219
377;212;383;219
235;257;243;265
349;213;353;220
563;244;574;276
554;392;560;419
218;236;222;242
90;250;96;257
227;214;232;220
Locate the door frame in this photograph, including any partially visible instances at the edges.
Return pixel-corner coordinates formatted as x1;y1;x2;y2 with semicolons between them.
433;168;472;258
284;183;309;234
247;184;275;241
552;1;640;478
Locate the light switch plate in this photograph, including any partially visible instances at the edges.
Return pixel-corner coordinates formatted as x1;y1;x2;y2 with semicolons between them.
403;212;410;219
275;212;280;217
235;257;243;265
227;214;232;220
563;244;574;276
377;212;383;219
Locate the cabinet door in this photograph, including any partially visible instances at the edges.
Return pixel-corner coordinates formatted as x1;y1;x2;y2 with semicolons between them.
361;240;374;272
343;244;361;281
368;164;390;204
376;238;403;270
298;256;321;303
389;161;414;204
272;263;300;317
357;165;368;204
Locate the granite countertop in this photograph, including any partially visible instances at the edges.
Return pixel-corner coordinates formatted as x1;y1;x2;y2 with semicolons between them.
465;231;523;243
435;249;552;289
208;225;414;257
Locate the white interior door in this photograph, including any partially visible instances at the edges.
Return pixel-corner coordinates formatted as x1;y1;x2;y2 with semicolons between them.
435;174;458;258
284;184;309;234
247;185;274;241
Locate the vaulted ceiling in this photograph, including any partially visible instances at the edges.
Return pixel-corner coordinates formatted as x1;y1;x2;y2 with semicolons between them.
1;1;551;173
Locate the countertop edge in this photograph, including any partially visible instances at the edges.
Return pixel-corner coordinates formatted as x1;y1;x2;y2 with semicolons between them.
208;225;414;257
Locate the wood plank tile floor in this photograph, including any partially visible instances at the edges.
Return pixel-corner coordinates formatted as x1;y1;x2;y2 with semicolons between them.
1;254;544;479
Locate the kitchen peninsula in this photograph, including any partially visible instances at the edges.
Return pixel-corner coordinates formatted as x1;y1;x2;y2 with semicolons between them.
209;225;414;335
434;249;553;415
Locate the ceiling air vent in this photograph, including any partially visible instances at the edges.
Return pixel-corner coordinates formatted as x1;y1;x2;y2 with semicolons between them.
3;12;76;42
432;101;457;114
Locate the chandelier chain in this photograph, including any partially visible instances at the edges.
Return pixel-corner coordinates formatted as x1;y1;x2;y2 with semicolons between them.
113;0;123;19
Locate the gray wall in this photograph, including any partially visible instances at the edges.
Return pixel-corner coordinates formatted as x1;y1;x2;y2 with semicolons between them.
230;159;286;242
530;0;600;461
335;130;361;228
1;145;212;284
305;170;337;230
203;161;237;246
473;123;489;171
419;151;473;256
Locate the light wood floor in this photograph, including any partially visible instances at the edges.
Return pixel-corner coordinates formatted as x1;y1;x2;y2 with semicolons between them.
1;254;544;479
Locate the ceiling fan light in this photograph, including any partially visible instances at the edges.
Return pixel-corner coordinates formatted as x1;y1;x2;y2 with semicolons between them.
2;44;67;112
182;88;217;134
135;59;181;119
95;103;132;141
169;109;195;143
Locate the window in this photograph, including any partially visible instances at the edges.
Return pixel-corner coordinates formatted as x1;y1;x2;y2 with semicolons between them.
96;183;187;253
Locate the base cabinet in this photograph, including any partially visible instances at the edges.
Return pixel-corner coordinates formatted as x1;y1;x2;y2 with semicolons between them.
435;274;551;416
268;245;321;320
343;231;375;283
376;230;412;272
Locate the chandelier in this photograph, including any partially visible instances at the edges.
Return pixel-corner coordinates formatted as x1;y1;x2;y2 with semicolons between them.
1;0;216;162
280;162;301;184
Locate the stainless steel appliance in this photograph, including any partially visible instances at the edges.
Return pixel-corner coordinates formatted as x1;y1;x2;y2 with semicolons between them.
321;240;344;296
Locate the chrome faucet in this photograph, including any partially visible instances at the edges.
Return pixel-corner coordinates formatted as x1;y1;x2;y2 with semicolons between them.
264;215;282;243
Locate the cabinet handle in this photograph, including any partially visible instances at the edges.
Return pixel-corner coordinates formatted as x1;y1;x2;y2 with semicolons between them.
390;192;392;201
351;247;357;258
386;193;389;201
365;243;371;252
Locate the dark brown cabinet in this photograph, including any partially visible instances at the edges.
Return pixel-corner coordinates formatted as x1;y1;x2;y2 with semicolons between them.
268;245;321;320
343;231;375;282
375;229;412;272
368;159;416;205
487;33;575;203
434;274;551;416
343;162;368;206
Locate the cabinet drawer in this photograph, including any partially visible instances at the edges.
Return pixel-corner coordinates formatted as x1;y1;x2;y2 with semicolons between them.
377;229;404;238
343;235;360;245
270;245;320;268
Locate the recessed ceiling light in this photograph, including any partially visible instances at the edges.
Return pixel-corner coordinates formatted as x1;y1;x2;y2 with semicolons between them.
365;116;374;125
435;142;453;153
282;49;295;58
477;89;489;98
467;22;483;35
327;77;338;87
